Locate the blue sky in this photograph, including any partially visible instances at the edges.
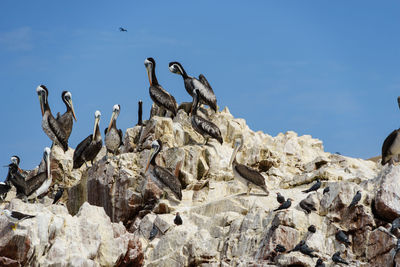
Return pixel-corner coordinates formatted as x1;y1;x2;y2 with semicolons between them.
1;1;400;180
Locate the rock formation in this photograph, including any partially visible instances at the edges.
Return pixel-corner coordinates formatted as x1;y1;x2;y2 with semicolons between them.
1;106;400;266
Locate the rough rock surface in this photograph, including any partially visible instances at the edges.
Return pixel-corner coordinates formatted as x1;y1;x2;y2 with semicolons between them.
1;106;399;266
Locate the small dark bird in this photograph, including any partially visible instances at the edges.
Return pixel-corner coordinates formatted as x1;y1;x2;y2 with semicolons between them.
391;217;400;233
308;225;316;233
275;244;286;253
274;198;292;211
299;242;316;257
174;212;183;225
302;179;321;193
52;187;64;204
335;230;351;246
348;190;361;208
300;199;316;214
290;240;305;252
119;27;127;32
137;100;143;126
149;224;158;240
276;192;285;204
323;187;330;194
315;258;325;267
332;251;348;265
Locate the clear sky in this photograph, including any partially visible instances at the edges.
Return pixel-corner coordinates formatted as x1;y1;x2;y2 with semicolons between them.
1;1;400;180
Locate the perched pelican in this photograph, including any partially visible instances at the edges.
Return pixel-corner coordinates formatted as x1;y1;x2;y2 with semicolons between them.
229;136;269;195
191;89;223;145
105;105;123;155
1;209;35;231
56;91;77;141
73;111;103;168
36;85;68;151
382;128;400;165
169;61;217;112
145;140;182;200
137;100;143;126
144;58;177;117
0;182;11;200
8;147;52;201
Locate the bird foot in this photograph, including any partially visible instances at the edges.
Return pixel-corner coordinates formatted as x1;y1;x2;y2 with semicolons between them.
11;224;17;231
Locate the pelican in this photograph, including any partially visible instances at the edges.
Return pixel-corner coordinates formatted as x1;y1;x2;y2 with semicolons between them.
36;85;68;151
191;89;223;145
229;136;269;195
382;129;400;165
145;140;182;200
73;111;103;168
169;61;217;112
144;58;177;117
105;104;123;155
56;91;77;140
8;147;52;201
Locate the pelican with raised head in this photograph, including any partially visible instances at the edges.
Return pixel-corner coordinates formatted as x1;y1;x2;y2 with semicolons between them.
56;91;77;140
145;58;177;117
8;147;52;202
229;136;269;196
191;89;223;145
169;61;217;112
36;85;68;151
105;104;123;156
145;140;182;200
73;110;103;168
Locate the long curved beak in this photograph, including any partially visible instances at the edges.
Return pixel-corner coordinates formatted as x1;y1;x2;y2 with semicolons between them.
229;143;240;167
68;99;77;121
145;148;155;172
38;93;44;116
146;66;152;86
107;111;116;131
93;116;100;137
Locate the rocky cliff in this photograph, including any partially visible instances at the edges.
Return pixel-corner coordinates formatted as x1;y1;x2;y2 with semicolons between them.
1;106;400;267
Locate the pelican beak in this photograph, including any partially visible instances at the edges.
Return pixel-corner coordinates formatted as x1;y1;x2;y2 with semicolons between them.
68;99;77;121
93;116;100;137
145;147;155;172
38;93;44;116
229;142;240;166
146;68;152;86
108;111;116;131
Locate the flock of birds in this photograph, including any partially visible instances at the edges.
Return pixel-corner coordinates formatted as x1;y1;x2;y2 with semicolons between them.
0;54;399;266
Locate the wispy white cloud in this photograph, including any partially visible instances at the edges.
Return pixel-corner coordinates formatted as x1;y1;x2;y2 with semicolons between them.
0;27;33;51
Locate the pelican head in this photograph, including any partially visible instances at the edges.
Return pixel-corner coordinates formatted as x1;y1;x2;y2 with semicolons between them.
10;156;20;166
229;135;244;166
62;91;77;121
168;62;184;75
107;104;120;130
145;139;161;172
43;147;51;179
144;57;155;85
36;85;48;116
93;110;101;137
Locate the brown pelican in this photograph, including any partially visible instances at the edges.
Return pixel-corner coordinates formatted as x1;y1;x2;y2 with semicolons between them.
56;91;77;140
8;147;52;201
36;85;68;151
73;110;103;168
144;58;177;117
382;128;400;165
105;105;123;155
191;89;223;145
169;61;217;112
229;136;269;195
145;140;182;200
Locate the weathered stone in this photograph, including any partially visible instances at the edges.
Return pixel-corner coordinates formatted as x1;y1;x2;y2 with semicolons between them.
375;165;400;221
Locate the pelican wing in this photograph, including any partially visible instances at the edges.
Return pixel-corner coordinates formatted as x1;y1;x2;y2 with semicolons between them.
192;115;223;144
73;134;92;168
149;85;177;116
234;164;266;188
198;74;213;91
24;172;49;196
48;115;68;150
192;77;217;112
118;129;123;147
153;166;182;200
